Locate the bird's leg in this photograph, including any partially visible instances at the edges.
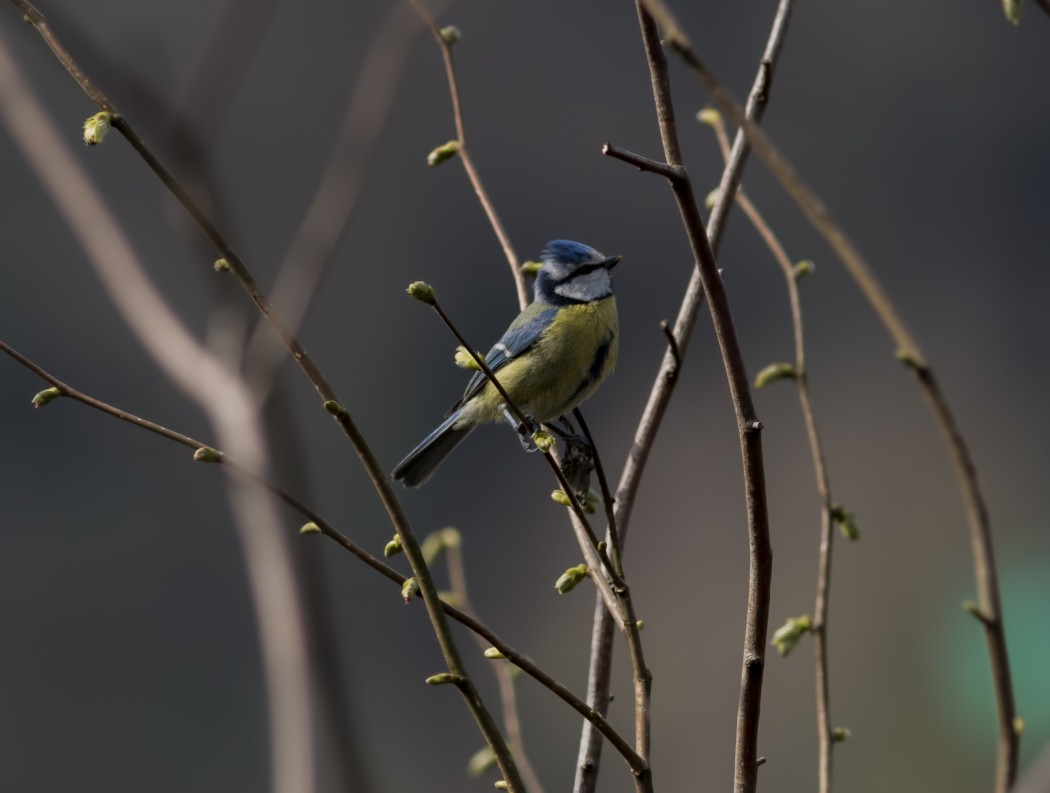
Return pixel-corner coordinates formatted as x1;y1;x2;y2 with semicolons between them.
500;405;541;453
546;416;593;453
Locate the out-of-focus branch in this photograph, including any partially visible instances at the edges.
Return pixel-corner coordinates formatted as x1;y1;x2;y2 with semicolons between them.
639;2;1018;788
410;0;528;309
246;1;440;390
575;3;796;791
5;3;525;788
0;340;650;781
443;535;545;793
0;35;315;793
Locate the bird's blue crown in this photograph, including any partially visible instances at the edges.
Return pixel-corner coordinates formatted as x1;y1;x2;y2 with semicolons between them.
542;240;601;265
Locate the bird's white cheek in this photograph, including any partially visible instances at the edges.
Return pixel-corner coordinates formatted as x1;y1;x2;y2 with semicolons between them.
553;270;612;302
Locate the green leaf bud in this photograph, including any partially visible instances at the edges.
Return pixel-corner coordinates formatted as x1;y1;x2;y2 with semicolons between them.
299;522;321;535
1015;716;1025;735
425;672;463;686
771;614;813;657
454;346;484;370
494;783;509;791
384;535;403;557
406;281;437;304
467;746;497;777
440;25;461;44
831;503;861;541
427;140;460;167
550;489;572;507
555;563;589;594
754;362;797;389
636;619;645;631
483;647;506;660
1003;0;1022;25
213;257;230;272
793;259;815;280
521;260;543;275
31;387;62;408
697;106;722;126
832;727;851;743
323;400;344;416
83;111;113;146
533;430;556;453
401;577;419;603
705;187;721;210
193;446;221;463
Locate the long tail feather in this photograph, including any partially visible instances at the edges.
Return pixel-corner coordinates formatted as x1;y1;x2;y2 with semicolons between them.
392;411;473;487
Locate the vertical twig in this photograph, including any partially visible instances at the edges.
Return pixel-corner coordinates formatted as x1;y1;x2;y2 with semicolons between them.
707;112;837;790
575;3;796;791
410;0;528;309
639;2;1018;787
607;5;774;792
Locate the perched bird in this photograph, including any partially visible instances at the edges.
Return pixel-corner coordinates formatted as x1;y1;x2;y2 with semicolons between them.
393;240;621;487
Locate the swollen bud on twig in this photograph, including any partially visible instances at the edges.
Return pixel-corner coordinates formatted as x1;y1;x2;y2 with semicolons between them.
704;187;721;210
550;489;571;507
83;111;113;146
406;281;437;304
384;535;403;557
533;430;555;453
1003;0;1022;25
1015;716;1025;736
467;746;497;777
483;647;506;660
323;400;345;416
31;387;62;408
299;522;321;535
754;363;797;389
494;783;509;791
455;346;484;371
401;577;419;603
440;25;461;44
213;257;230;272
832;727;851;743
771;614;813;657
555;563;589;594
193;446;221;463
793;260;815;280
427;140;460;167
831;504;861;541
696;106;722;126
521;260;543;276
425;672;463;686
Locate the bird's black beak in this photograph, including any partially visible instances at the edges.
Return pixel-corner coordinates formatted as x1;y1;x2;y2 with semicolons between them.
604;254;623;270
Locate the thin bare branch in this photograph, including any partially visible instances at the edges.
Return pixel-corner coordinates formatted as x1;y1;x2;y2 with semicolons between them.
640;1;1018;787
410;0;528;309
5;3;524;787
575;3;796;791
615;5;774;793
0;339;649;781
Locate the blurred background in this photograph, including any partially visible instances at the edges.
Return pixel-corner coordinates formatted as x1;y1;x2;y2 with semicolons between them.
1;0;1048;791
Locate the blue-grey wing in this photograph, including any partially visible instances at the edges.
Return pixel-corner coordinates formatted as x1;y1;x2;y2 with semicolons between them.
456;305;558;407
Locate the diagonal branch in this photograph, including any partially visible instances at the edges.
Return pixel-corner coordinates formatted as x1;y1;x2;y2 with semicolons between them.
5;2;524;788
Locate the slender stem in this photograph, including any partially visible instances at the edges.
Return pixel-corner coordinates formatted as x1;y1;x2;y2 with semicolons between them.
410;0;528;309
627;5;773;793
445;542;545;793
7;4;524;787
575;3;796;789
0;339;650;779
709;114;837;791
640;1;1018;787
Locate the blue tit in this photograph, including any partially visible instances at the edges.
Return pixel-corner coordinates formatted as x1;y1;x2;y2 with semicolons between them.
393;240;621;487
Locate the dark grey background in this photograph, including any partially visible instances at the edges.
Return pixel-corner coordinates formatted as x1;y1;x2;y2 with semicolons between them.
1;1;1048;791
